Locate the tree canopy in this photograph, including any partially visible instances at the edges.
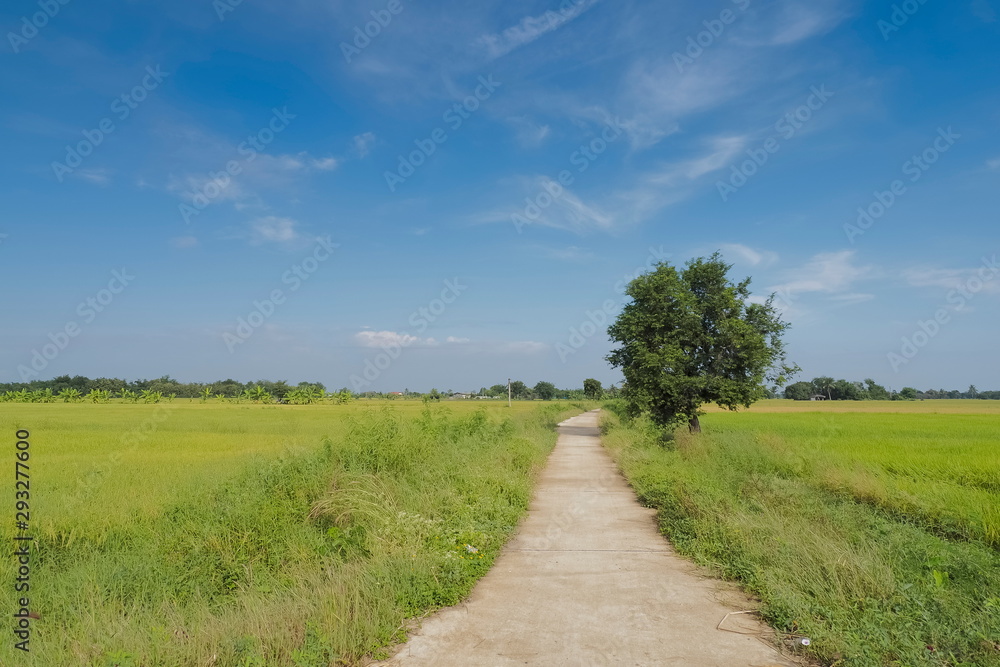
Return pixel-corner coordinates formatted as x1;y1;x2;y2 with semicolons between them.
533;381;557;400
583;378;603;400
607;253;797;433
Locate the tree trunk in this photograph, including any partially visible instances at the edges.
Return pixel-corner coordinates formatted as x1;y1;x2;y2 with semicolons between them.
688;416;701;433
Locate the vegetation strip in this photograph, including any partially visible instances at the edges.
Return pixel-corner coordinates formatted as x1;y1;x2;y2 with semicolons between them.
600;403;1000;666
0;402;590;666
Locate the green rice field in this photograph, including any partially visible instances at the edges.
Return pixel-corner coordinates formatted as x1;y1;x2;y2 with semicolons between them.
0;400;588;666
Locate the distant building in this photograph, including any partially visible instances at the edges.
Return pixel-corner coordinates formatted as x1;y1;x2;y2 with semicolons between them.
388;392;404;397
810;394;828;401
450;393;472;400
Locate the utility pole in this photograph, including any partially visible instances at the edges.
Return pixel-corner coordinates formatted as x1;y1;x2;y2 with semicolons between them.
508;378;512;408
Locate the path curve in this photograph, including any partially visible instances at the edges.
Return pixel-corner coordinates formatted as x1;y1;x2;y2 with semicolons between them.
376;410;799;666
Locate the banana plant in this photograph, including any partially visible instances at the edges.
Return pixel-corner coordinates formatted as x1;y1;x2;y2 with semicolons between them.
58;388;83;403
88;389;111;403
31;389;56;403
249;385;272;403
140;390;162;404
200;387;212;402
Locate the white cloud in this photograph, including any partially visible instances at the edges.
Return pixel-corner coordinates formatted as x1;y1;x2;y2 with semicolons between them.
353;331;544;355
475;176;615;234
764;2;846;45
649;136;748;186
720;243;779;267
771;250;873;300
75;168;111;185
478;0;601;59
903;261;1000;295
249;216;300;244
507;116;551;147
356;331;422;348
608;135;748;223
310;156;338;170
163;121;336;213
987;157;1000;169
353;132;376;157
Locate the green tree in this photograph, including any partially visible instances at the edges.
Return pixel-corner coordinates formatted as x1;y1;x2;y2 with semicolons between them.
534;381;557;400
899;387;918;400
583;378;603;400
784;381;813;401
607;253;797;433
509;381;530;399
811;376;835;401
864;378;890;400
832;379;863;401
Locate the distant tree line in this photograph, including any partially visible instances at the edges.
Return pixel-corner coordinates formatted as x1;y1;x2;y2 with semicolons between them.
355;379;619;402
0;375;346;404
783;377;999;401
0;376;621;404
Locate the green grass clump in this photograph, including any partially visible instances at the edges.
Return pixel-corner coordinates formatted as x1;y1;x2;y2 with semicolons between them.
601;406;1000;666
0;401;589;666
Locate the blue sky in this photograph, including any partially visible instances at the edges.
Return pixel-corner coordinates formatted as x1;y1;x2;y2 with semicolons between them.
1;0;998;392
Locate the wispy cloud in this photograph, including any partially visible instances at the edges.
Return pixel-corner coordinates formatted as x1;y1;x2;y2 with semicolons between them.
478;0;601;59
353;331;533;353
903;263;1000;295
76;168;112;185
609;135;748;223
507;115;551;148
720;243;779;267
356;330;423;348
353;132;376;158
249;216;300;244
474;176;615;234
162;122;337;213
757;1;848;46
771;250;874;300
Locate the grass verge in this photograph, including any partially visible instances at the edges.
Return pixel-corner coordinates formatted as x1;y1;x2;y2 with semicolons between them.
1;402;589;666
600;406;1000;667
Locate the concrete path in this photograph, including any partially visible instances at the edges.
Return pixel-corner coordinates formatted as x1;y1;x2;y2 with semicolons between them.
376;410;798;666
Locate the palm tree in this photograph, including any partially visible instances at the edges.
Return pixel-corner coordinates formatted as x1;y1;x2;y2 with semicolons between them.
813;377;835;401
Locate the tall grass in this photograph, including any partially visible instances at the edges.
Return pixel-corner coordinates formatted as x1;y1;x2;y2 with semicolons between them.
0;401;588;666
601;405;1000;666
